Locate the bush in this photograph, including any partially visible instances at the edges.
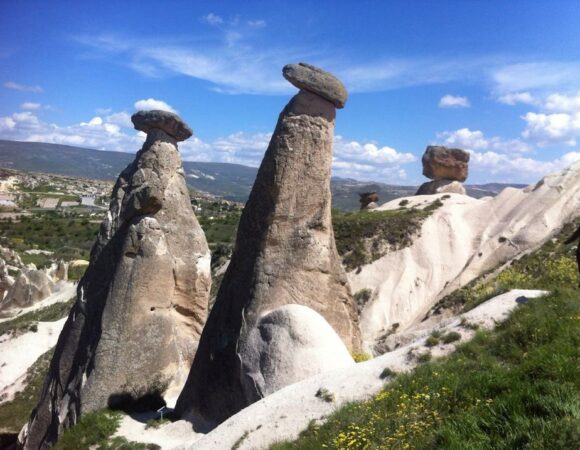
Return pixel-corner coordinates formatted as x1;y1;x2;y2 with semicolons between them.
441;331;462;344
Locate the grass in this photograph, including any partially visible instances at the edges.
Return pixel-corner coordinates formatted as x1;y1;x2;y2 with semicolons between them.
332;204;440;271
0;298;74;336
271;288;580;450
54;409;160;450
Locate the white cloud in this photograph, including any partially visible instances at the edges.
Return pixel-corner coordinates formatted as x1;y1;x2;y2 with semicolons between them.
134;98;177;113
3;81;43;93
96;107;113;114
521;111;580;146
544;91;580;112
106;111;133;128
469;150;580;178
497;92;537;106
20;102;41;110
439;95;470;108
491;62;580;94
440;128;531;153
201;13;224;26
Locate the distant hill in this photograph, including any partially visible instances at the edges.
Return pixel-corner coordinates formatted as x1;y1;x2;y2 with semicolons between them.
0;140;526;210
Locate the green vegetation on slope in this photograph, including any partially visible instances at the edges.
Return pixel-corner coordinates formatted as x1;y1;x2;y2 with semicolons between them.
0;298;74;336
332;201;442;271
0;211;100;263
271;288;580;450
54;410;160;450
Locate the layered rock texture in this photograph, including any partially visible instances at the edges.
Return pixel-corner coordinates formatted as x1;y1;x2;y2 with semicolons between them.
416;145;470;195
351;160;580;348
20;110;211;449
175;63;361;428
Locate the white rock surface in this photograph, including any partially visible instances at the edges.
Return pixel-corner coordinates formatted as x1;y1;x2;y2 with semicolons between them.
162;289;546;450
350;161;580;345
239;305;355;402
0;318;67;404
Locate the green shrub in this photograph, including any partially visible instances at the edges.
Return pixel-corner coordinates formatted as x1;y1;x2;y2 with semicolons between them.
352;353;371;363
441;331;462;344
425;335;440;347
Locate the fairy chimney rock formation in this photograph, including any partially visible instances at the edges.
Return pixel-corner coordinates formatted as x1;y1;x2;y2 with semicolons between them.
416;145;470;195
175;63;361;428
20;110;211;449
359;192;379;210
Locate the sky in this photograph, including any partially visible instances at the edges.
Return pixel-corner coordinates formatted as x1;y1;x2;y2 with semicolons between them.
1;0;580;185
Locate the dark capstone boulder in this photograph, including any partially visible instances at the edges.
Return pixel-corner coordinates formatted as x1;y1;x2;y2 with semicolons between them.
422;145;470;182
283;63;348;108
131;110;193;141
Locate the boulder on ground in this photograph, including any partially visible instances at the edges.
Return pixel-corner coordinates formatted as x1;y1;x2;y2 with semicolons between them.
175;63;361;428
422;145;470;182
240;304;355;402
416;179;466;195
21;110;211;450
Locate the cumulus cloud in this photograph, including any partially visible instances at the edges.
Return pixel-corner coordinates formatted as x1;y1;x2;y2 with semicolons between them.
134;98;177;113
544;91;580;112
497;92;537;106
3;81;43;93
440;128;531;153
469;150;580;178
438;95;470;108
521;112;580;146
201;13;224;26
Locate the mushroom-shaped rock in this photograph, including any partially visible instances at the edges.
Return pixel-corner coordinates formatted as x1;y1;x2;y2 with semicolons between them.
131;109;193;142
240;305;355;402
422;145;470;182
359;192;379;210
175;63;360;428
21;111;211;449
283;63;348;108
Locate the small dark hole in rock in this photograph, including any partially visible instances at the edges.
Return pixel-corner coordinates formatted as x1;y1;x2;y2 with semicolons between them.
150;307;156;311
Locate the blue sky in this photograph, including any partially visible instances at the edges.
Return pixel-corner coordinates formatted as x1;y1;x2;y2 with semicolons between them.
1;1;580;184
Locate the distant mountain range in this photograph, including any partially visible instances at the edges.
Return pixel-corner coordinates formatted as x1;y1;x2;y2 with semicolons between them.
0;140;527;210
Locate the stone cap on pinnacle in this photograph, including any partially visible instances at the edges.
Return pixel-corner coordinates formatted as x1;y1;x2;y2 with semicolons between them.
283;63;348;109
131;110;193;142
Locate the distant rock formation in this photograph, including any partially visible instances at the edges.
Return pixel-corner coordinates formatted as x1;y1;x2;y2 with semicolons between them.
0;267;55;311
49;260;68;282
175;63;361;428
416;146;470;195
0;259;14;301
20;110;211;449
351;160;580;349
359;192;379;210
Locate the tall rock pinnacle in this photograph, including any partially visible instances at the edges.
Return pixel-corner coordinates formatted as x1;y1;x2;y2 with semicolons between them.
175;63;362;427
20;110;211;449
